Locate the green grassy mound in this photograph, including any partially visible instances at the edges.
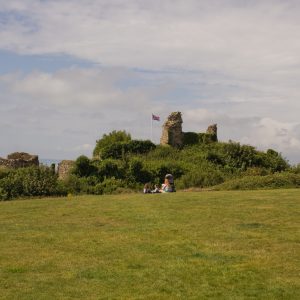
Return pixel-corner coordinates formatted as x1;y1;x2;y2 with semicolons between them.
1;190;299;299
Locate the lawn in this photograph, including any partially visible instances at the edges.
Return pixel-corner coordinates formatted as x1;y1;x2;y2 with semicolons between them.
0;190;299;299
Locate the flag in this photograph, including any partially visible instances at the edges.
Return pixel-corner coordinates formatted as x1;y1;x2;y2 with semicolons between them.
152;114;160;121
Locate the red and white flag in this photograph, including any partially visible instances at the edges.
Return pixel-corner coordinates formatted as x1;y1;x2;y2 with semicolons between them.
152;114;160;121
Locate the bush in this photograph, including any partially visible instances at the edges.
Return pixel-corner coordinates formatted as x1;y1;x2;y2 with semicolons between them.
176;169;224;189
96;159;126;180
0;187;8;201
262;149;289;172
73;155;97;177
94;178;126;195
93;130;131;158
183;132;199;146
101;140;156;160
214;173;300;190
199;133;217;144
128;159;152;184
146;146;180;160
289;164;300;174
0;167;10;180
0;166;64;199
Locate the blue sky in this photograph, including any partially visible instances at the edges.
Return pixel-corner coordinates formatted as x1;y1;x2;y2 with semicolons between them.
0;0;300;163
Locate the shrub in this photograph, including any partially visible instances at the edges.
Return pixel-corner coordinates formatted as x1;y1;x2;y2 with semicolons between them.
73;155;97;177
0;167;10;180
261;149;290;172
101;140;156;160
289;164;300;174
214;173;300;190
97;159;126;179
60;174;103;195
183;132;199;146
146;146;180;160
199;133;217;144
0;166;63;199
0;187;8;201
176;169;224;189
94;178;126;195
93;130;131;158
128;159;152;184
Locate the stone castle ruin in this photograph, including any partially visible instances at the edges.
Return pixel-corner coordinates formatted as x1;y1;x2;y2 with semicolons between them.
0;151;74;180
0;152;39;169
206;124;217;136
160;112;184;147
160;112;217;147
57;160;75;180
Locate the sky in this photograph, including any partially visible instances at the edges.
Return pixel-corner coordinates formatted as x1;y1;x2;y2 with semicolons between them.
0;0;300;164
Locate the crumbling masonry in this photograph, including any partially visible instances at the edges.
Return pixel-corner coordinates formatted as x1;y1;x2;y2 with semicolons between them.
160;112;217;147
160;112;184;147
0;152;39;168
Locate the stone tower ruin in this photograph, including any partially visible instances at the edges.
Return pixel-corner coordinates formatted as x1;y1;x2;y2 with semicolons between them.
206;124;217;136
160;112;183;147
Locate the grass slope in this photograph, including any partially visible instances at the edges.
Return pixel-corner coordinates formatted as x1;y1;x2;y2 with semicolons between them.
0;190;299;299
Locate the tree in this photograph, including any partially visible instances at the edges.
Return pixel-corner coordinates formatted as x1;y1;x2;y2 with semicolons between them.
93;130;131;158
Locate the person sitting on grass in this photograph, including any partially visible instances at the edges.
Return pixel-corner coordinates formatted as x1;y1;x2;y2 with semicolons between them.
164;174;176;192
143;183;152;194
160;178;173;193
151;184;161;193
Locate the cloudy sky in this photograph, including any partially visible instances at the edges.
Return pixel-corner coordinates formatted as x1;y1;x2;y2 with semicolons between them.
0;0;300;163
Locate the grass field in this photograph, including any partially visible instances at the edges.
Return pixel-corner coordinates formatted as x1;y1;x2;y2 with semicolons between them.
0;190;299;299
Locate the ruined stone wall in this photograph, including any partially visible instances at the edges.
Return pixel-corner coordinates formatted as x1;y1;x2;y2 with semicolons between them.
206;124;217;136
206;124;218;142
160;113;218;147
0;152;39;169
160;112;183;147
57;160;75;180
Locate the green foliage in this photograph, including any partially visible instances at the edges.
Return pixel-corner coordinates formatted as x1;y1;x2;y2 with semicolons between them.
176;168;224;189
262;149;289;172
146;145;180;160
0;187;8;201
94;178;126;195
61;174;86;194
198;133;217;144
183;132;199;146
182;132;218;146
97;159;126;179
73;155;97;177
0;167;10;180
128;159;152;184
101;140;156;159
0;166;64;200
146;161;185;184
215;173;300;190
93;130;131;158
221;142;258;170
289;164;300;174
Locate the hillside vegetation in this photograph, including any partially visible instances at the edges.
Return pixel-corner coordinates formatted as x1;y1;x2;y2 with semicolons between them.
1;130;300;200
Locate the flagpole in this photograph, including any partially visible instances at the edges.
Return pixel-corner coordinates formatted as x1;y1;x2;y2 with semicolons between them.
151;114;153;142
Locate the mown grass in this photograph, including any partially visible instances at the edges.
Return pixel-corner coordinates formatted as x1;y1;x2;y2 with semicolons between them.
0;190;299;299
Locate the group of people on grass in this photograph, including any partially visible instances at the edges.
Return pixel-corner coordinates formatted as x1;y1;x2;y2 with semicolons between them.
143;174;176;194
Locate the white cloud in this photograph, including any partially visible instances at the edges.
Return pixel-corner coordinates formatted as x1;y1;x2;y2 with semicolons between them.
73;143;94;152
1;0;300;76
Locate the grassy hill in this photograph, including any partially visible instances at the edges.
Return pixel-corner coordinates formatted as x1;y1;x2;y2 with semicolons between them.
1;190;299;299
